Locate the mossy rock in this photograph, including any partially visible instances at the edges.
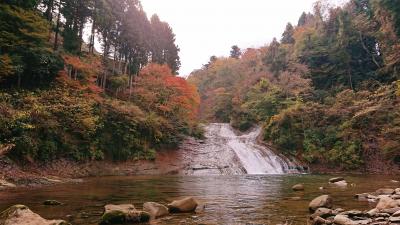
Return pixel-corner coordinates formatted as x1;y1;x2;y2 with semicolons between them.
99;210;150;224
43;200;62;206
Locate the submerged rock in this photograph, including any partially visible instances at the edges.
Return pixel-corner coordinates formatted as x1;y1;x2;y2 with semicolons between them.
332;180;348;187
43;200;62;206
292;184;304;191
333;214;371;225
100;204;150;224
309;195;333;212
168;197;198;213
312;216;332;225
0;205;69;225
143;202;169;218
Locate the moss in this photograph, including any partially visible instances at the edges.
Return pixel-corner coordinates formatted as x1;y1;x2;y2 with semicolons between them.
100;211;126;225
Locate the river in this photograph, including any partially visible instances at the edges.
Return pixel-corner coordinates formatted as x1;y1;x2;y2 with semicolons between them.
0;124;398;224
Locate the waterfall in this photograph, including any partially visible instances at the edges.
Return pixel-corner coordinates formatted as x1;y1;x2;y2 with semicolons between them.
207;123;301;174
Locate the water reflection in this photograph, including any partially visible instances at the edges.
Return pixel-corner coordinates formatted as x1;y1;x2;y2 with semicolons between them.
0;175;399;225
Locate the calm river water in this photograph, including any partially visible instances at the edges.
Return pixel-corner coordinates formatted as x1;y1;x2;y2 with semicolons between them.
0;174;399;224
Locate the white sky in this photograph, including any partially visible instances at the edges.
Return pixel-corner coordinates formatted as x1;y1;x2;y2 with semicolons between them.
141;0;319;76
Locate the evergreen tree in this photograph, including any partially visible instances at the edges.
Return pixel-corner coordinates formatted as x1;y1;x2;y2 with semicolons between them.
230;45;241;59
281;23;295;44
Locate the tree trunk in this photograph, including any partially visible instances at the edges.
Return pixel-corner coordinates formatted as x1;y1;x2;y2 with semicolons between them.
53;2;61;51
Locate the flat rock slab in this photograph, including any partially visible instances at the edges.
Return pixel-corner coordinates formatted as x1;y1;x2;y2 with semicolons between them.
0;205;69;225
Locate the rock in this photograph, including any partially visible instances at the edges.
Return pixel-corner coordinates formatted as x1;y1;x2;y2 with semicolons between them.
366;208;378;217
292;184;304;191
375;188;395;195
329;177;345;183
333;215;371;225
393;210;400;217
339;210;364;217
312;216;332;225
43;200;62;206
391;180;399;183
168;197;198;213
380;207;400;214
332;180;348;187
392;195;400;200
309;195;333;212
390;216;400;222
311;208;333;219
376;196;400;210
0;205;69;225
396;188;400;195
143;202;169;218
100;204;150;224
0;179;16;189
354;193;369;200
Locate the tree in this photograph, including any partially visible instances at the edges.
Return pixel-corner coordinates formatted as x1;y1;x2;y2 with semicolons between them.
298;12;307;26
230;45;241;59
281;23;295;44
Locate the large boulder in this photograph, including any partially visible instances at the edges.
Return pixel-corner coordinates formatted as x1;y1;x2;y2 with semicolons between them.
167;197;198;213
309;195;333;212
310;208;334;219
376;196;400;210
143;202;169;218
332;180;348;187
0;205;69;225
292;184;304;191
100;204;150;224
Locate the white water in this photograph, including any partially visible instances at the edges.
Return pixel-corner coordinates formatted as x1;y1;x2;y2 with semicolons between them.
209;123;299;174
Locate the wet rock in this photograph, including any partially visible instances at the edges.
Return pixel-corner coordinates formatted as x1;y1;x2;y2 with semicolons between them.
309;195;333;212
389;216;400;222
43;200;62;206
333;215;371;225
168;197;198;213
0;204;69;225
339;210;365;217
391;180;399;183
143;202;169;218
392;195;400;200
312;216;332;225
100;204;150;224
329;177;345;183
311;208;334;219
393;210;400;217
332;180;348;187
376;196;400;210
354;193;369;200
380;207;400;214
292;184;304;191
0;179;16;189
375;188;395;195
396;188;400;195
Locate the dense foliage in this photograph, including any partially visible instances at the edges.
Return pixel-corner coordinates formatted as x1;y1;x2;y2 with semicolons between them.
189;0;400;172
0;0;200;163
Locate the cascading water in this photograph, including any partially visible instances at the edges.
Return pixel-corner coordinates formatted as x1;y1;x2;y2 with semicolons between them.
181;123;303;175
217;123;299;174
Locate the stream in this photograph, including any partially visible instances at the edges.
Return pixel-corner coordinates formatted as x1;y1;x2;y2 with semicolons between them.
0;124;399;224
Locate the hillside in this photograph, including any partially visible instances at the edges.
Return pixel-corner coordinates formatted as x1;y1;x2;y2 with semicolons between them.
188;0;400;173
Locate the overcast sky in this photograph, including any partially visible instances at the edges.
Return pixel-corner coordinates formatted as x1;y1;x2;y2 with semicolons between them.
141;0;345;76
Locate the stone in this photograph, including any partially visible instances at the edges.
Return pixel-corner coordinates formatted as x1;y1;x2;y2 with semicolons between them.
143;202;169;218
168;197;198;213
309;195;333;212
333;215;371;225
329;177;345;183
292;184;304;191
339;210;364;217
332;180;348;187
312;216;332;225
366;208;378;217
376;196;400;210
395;188;400;195
380;207;400;214
0;205;69;225
390;216;400;222
391;180;399;183
0;179;16;189
354;193;369;200
392;195;400;200
43;200;62;206
375;188;395;195
311;208;333;219
393;210;400;217
100;204;150;224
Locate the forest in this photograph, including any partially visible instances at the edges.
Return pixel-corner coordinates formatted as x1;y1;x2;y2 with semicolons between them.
188;0;400;172
0;0;200;162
